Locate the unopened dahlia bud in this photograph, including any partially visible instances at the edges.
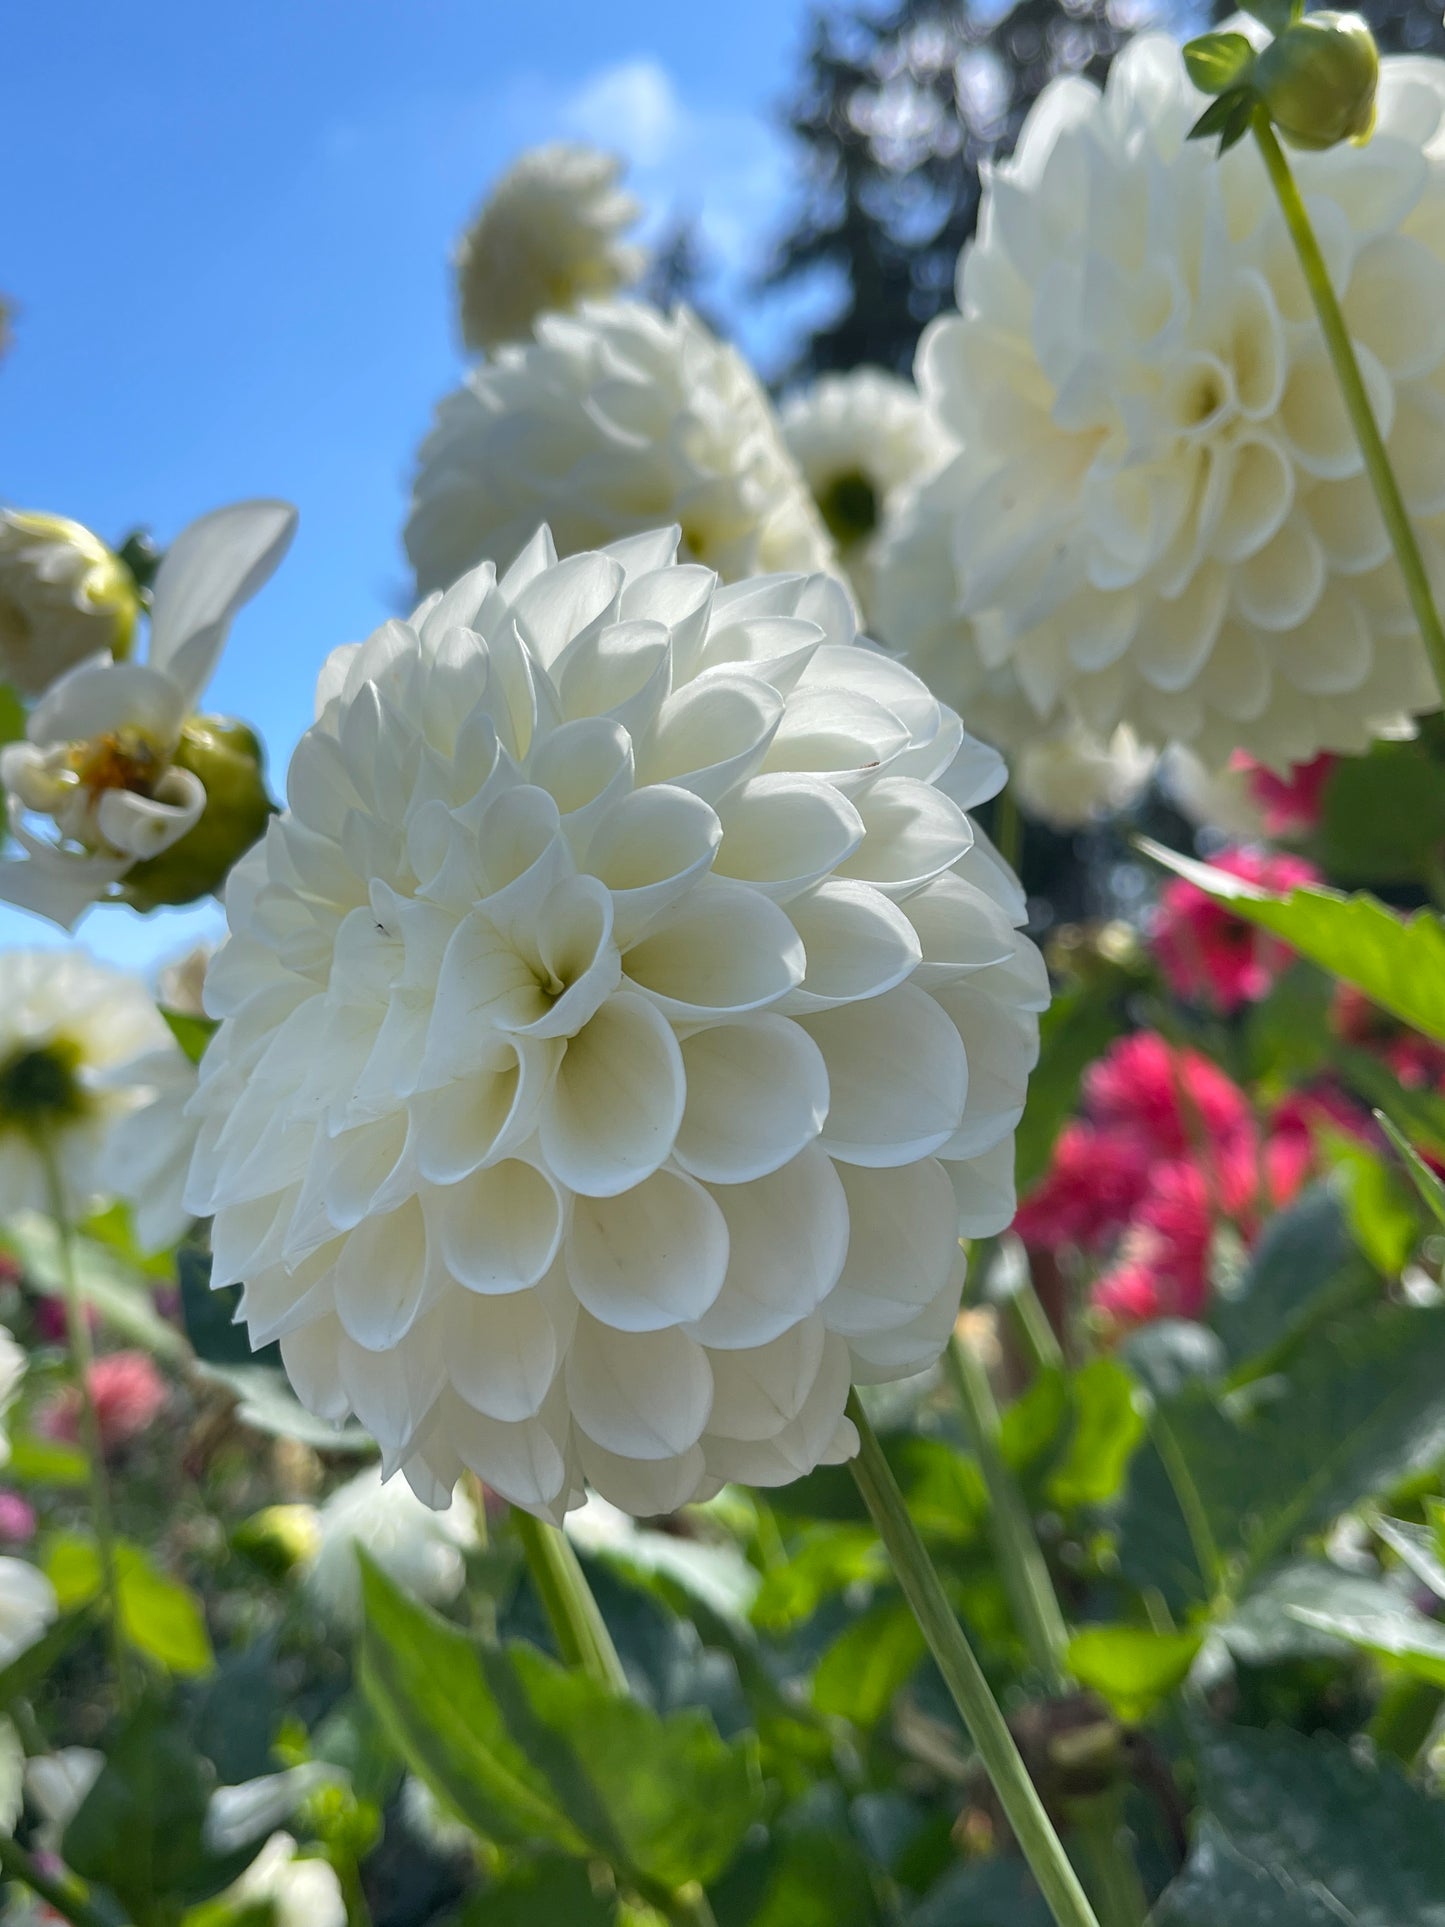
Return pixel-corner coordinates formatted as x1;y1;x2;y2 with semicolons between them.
1255;12;1378;150
121;715;274;912
0;512;139;698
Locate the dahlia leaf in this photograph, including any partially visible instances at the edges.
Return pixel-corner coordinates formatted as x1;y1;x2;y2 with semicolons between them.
1324;1133;1420;1277
811;1597;925;1725
1373;1512;1445;1601
1183;32;1257;95
1045;1358;1146;1511
41;1531;214;1676
1211;1184;1364;1373
1216;1560;1407;1667
1154;1816;1358;1926
1375;1110;1445;1230
1065;1625;1201;1722
1140;842;1445;1043
448;1859;617;1926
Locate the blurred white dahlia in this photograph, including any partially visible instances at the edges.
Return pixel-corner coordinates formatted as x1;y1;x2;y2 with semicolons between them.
0;511;139;701
188;530;1046;1520
1012;721;1156;831
301;1463;477;1627
405;301;840;600
877;35;1445;767
455;143;646;355
780;369;952;623
0;950;187;1222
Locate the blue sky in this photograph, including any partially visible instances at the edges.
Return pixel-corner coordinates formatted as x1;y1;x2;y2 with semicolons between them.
2;0;829;972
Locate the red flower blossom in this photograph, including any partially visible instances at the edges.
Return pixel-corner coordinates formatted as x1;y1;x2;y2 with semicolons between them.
1013;1122;1154;1252
1093;1161;1214;1324
1232;752;1336;838
42;1350;167;1455
1151;846;1320;1013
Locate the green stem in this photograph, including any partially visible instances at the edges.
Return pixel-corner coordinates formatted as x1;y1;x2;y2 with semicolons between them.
667;1882;720;1927
1071;1795;1150;1927
1253;107;1445;712
945;1335;1069;1687
1151;1408;1225;1602
1008;1268;1066;1378
993;785;1023;875
40;1147;134;1707
512;1507;627;1694
0;1835;112;1927
846;1392;1100;1927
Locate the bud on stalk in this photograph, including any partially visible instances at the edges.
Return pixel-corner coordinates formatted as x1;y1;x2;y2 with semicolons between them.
1255;11;1379;150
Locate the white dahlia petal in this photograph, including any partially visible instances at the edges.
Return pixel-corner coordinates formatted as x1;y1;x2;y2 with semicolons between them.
875;37;1445;765
194;541;1045;1516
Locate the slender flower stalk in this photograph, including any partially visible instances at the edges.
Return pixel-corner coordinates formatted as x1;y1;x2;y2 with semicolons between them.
845;1392;1101;1927
0;1836;112;1927
1251;105;1445;713
945;1332;1069;1686
512;1508;627;1694
40;1146;134;1705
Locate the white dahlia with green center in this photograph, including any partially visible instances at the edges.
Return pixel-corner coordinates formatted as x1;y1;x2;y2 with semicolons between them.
876;35;1445;768
187;529;1046;1520
405;300;841;602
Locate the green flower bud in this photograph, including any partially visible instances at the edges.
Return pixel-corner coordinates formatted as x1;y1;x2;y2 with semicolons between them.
0;510;140;698
122;714;275;912
234;1502;322;1577
1255;12;1379;151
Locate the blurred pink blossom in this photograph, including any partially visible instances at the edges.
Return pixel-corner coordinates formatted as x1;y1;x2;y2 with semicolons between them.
1233;752;1336;838
0;1491;36;1545
1151;846;1320;1013
42;1350;167;1454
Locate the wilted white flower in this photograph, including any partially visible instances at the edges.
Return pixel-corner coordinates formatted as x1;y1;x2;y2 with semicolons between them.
781;369;952;623
1012;721;1156;831
0;501;295;929
405;301;839;599
455;143;646;355
0;950;184;1220
189;529;1047;1519
878;36;1445;768
0;512;140;701
0;1556;55;1668
219;1835;348;1927
301;1464;477;1627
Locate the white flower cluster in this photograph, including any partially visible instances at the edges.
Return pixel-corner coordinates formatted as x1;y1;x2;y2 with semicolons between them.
189;529;1046;1520
455;143;646;354
406;301;839;600
876;36;1445;768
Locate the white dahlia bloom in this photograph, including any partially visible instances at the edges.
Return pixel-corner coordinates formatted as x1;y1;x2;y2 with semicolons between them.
0;501;295;929
405;301;840;600
0;1328;25;1470
455;143;646;356
0;1556;55;1668
0;512;140;701
1012;721;1156;831
301;1463;477;1627
0;949;186;1221
780;369;953;623
879;35;1445;767
223;1834;347;1927
188;529;1047;1520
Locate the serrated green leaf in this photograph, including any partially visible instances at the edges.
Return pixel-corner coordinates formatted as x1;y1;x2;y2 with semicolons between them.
1188;1722;1445;1924
1219;1559;1407;1665
812;1598;924;1726
1373;1514;1445;1601
1184;31;1257;93
360;1559;762;1894
1211;1185;1367;1371
1326;1137;1419;1276
1065;1625;1201;1722
1289;1599;1445;1686
1375;1112;1445;1229
1139;843;1445;1042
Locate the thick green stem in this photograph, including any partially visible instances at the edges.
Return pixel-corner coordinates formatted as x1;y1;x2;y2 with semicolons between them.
946;1335;1069;1687
40;1147;134;1706
0;1835;112;1927
512;1508;627;1694
846;1392;1100;1927
1253;107;1445;712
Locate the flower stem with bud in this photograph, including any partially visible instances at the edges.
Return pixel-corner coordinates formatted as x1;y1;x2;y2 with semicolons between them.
1251;104;1445;712
845;1391;1102;1927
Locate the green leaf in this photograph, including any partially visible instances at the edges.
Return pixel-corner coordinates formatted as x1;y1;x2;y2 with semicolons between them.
161;1007;218;1064
1;1209;188;1359
1064;1626;1201;1723
42;1533;213;1675
1327;1138;1419;1276
1289;1597;1445;1686
1119;1303;1445;1609
0;685;23;748
1154;1816;1348;1925
193;1361;375;1452
1373;1514;1445;1601
711;1825;884;1927
360;1559;762;1894
448;1859;618;1926
1187;89;1255;150
1184;1722;1445;1925
0;1607;95;1713
1139;843;1445;1042
6;1430;90;1487
1211;1184;1370;1372
1376;1112;1445;1229
1316;737;1445;885
1045;1358;1145;1511
751;1525;886;1633
812;1598;924;1726
1013;984;1124;1191
1184;31;1257;93
63;1696;255;1917
1219;1559;1408;1666
998;1367;1069;1474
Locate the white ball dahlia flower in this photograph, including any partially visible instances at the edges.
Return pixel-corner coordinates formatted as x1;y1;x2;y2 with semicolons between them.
0;511;140;701
1012;721;1156;831
780;369;952;624
455;143;646;356
0;501;295;929
187;529;1046;1520
877;35;1445;768
0;949;188;1222
301;1463;477;1627
405;301;840;600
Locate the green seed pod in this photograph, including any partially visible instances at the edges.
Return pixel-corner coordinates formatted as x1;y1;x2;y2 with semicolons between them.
1255;12;1379;151
122;714;275;912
